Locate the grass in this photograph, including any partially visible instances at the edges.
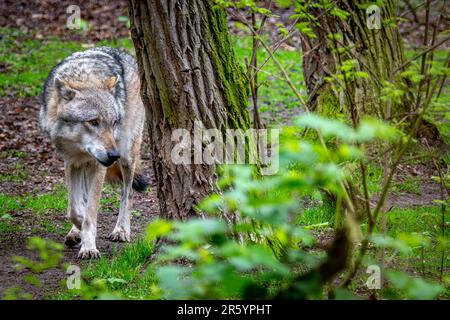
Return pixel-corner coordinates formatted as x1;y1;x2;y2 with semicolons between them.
55;239;157;300
0;188;71;240
0;27;134;98
0;220;22;241
296;202;446;244
0;150;28;160
0;151;29;183
100;184;121;212
404;47;450;146
0;170;28;183
373;206;449;283
351;162;424;197
0;184;121;215
0;28;84;97
0;188;67;215
379;206;447;236
296;201;335;228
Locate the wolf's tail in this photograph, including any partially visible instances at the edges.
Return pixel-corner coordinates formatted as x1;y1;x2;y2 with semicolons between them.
132;172;150;192
105;160;150;193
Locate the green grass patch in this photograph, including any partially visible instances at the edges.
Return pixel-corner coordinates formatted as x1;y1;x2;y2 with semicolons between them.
0;150;28;160
55;239;157;300
297;202;447;286
351;162;424;197
376;206;448;279
0;28;134;98
296;201;335;228
51;204;447;299
298;204;447;241
0;162;29;182
352;163;384;196
0;220;22;241
0;28;85;97
0;188;69;241
378;206;448;237
405;47;450;146
0;188;67;214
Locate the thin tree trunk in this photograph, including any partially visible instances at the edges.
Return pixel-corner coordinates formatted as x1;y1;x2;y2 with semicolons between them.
128;0;250;220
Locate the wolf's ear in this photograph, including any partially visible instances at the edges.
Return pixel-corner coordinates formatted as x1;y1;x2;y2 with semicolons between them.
105;75;119;92
54;77;75;101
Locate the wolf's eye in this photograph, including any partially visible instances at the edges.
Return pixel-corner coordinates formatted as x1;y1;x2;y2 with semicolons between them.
113;120;119;127
88;119;100;127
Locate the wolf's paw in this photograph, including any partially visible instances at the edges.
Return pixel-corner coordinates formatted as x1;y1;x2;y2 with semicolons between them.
64;231;81;247
108;229;130;242
77;248;101;259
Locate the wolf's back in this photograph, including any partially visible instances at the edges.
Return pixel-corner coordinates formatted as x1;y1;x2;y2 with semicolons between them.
41;46;136;108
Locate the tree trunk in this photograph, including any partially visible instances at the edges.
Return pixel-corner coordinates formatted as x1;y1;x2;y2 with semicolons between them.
128;0;250;220
301;0;411;123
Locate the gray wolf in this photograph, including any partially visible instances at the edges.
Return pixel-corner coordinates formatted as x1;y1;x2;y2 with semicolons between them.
40;46;149;259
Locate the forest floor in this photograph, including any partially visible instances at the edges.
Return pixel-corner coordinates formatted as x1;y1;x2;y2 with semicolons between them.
0;1;448;299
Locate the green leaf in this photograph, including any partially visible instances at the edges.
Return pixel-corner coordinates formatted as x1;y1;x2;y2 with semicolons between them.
146;219;172;241
387;271;444;300
105;277;128;285
355;118;399;142
197;193;222;213
172;219;227;244
330;7;350;20
369;234;412;255
295;114;356;141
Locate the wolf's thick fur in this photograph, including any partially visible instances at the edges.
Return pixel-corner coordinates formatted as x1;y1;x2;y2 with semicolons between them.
40;47;148;259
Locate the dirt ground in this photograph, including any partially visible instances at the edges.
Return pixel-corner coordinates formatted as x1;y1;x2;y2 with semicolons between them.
0;0;130;41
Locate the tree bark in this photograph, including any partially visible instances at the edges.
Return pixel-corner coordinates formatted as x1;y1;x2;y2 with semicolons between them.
301;0;411;122
128;0;250;220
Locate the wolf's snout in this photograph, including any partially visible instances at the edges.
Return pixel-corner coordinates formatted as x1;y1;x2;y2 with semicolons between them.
107;150;121;162
97;150;120;167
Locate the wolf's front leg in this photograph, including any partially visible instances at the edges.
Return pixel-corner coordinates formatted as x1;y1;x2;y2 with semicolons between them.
108;158;135;242
77;163;106;259
64;163;86;247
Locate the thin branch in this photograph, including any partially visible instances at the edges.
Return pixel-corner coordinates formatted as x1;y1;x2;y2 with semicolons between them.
246;0;272;79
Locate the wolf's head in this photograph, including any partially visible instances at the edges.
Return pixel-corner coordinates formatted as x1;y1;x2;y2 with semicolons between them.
50;76;123;167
